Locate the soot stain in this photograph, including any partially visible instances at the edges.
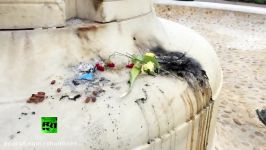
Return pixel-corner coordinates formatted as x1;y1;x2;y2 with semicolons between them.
93;0;104;11
151;46;210;90
76;25;101;40
135;88;148;104
59;94;81;101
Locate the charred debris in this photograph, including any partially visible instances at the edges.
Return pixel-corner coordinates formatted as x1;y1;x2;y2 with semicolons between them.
151;46;212;97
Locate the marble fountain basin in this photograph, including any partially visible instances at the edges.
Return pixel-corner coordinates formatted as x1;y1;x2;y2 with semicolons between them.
0;0;223;150
155;1;266;150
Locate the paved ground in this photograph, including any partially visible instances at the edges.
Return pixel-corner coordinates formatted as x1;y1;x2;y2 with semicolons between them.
162;0;266;8
156;4;266;150
198;0;266;8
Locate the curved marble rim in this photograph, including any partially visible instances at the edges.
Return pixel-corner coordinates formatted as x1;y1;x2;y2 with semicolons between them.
155;0;266;15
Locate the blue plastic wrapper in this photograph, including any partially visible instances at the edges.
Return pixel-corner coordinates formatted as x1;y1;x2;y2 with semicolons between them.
78;73;94;80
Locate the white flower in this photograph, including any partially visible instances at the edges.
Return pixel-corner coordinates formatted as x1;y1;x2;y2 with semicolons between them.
141;61;155;74
145;52;155;58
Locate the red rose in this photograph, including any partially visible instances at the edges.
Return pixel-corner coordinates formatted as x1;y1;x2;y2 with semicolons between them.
107;62;115;68
96;63;105;71
126;63;134;68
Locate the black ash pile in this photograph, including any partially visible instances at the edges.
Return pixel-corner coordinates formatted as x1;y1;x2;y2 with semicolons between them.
151;46;212;99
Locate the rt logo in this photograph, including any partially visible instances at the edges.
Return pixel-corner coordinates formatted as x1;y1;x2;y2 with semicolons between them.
41;117;57;133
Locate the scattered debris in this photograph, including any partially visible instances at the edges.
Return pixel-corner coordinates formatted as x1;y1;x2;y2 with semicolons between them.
84;89;104;103
91;97;96;103
158;88;165;94
110;83;115;88
27;59;118;105
77;63;95;73
147;139;155;144
27;92;46;104
60;94;81;101
135;98;146;103
38;92;45;95
92;89;105;97
70;62;100;86
85;97;91;103
56;88;61;93
92;91;98;96
21;112;27;116
60;95;69;101
135;88;148;104
72;80;80;86
51;80;56;85
78;73;94;80
70;94;81;101
85;96;96;103
76;63;96;81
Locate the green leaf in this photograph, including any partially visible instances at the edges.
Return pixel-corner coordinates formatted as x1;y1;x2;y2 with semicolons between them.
131;55;143;64
129;65;141;87
143;55;159;68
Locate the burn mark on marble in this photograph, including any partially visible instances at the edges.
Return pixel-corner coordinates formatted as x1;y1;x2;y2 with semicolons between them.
9;135;15;140
156;86;165;94
72;80;80;86
21;112;27;116
93;0;103;11
134;89;151;142
156;92;175;137
152;46;212;113
151;46;210;90
77;25;98;32
147;139;155;144
76;24;102;40
135;88;148;104
23;32;32;51
59;94;81;101
167;97;176;130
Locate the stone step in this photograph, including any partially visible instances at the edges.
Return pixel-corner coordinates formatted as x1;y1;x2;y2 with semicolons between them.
0;0;152;29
